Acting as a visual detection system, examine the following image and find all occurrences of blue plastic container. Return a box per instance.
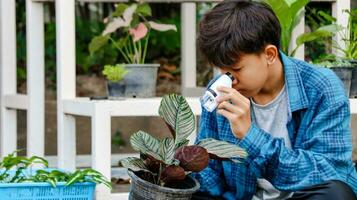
[0,169,96,200]
[0,182,95,200]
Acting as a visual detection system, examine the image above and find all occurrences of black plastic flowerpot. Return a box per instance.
[128,170,200,200]
[107,81,126,99]
[349,61,357,98]
[331,67,353,97]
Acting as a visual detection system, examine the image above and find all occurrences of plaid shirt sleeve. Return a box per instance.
[239,92,352,191]
[191,107,226,196]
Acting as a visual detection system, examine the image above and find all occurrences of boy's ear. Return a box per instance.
[264,45,278,65]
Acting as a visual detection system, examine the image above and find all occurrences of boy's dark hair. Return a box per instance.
[197,0,281,68]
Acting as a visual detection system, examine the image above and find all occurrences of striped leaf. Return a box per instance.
[158,94,196,145]
[160,138,175,164]
[130,131,162,161]
[120,157,150,172]
[175,139,189,150]
[197,138,248,163]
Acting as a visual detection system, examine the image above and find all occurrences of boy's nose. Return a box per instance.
[232,77,238,85]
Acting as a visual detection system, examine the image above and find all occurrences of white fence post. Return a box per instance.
[181,3,197,95]
[56,0,77,171]
[0,0,17,157]
[92,104,111,200]
[26,0,45,158]
[332,0,350,57]
[290,10,305,60]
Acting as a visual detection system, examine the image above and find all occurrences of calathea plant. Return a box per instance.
[120,94,247,187]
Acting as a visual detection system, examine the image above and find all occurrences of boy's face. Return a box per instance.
[219,52,269,98]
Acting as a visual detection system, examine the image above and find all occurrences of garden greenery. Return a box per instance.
[263,0,340,57]
[0,151,112,189]
[89,2,177,64]
[102,64,129,82]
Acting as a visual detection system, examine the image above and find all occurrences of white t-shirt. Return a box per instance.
[251,85,294,200]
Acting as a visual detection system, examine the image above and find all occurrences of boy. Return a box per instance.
[192,1,357,200]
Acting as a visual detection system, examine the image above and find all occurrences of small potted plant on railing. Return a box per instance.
[102,64,129,99]
[89,2,177,98]
[0,150,111,200]
[119,94,248,200]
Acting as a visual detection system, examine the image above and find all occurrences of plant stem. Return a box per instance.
[126,35,133,62]
[142,31,150,64]
[123,40,132,63]
[108,36,131,63]
[157,163,163,185]
[132,36,139,63]
[138,39,142,64]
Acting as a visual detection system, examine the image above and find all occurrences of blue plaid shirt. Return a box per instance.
[193,53,357,200]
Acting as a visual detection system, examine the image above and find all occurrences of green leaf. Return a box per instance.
[89,35,109,56]
[102,64,129,82]
[119,157,148,171]
[263,0,309,55]
[112,3,129,17]
[47,177,57,188]
[136,3,152,17]
[117,37,129,49]
[65,170,83,186]
[28,156,49,168]
[292,24,341,56]
[317,24,343,33]
[160,138,175,164]
[175,139,189,150]
[81,169,103,177]
[197,138,248,163]
[130,131,162,161]
[92,176,112,190]
[318,10,336,23]
[158,94,196,146]
[296,30,332,46]
[130,15,140,28]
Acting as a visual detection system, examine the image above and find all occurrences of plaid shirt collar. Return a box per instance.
[280,52,310,112]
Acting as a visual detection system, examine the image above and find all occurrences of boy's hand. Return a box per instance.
[216,86,251,139]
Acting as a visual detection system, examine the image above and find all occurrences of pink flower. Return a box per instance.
[129,23,148,42]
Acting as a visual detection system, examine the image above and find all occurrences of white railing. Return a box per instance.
[0,0,353,199]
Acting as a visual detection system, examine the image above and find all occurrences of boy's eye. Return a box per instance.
[233,68,241,71]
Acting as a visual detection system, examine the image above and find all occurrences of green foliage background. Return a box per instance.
[16,2,181,90]
[15,1,349,90]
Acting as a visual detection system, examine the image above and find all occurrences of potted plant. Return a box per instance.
[315,60,354,96]
[312,8,357,97]
[89,2,177,98]
[343,8,357,98]
[0,151,111,200]
[102,64,129,99]
[119,94,248,200]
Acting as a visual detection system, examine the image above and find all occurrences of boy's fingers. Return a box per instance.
[217,86,249,105]
[217,101,236,113]
[216,108,235,121]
